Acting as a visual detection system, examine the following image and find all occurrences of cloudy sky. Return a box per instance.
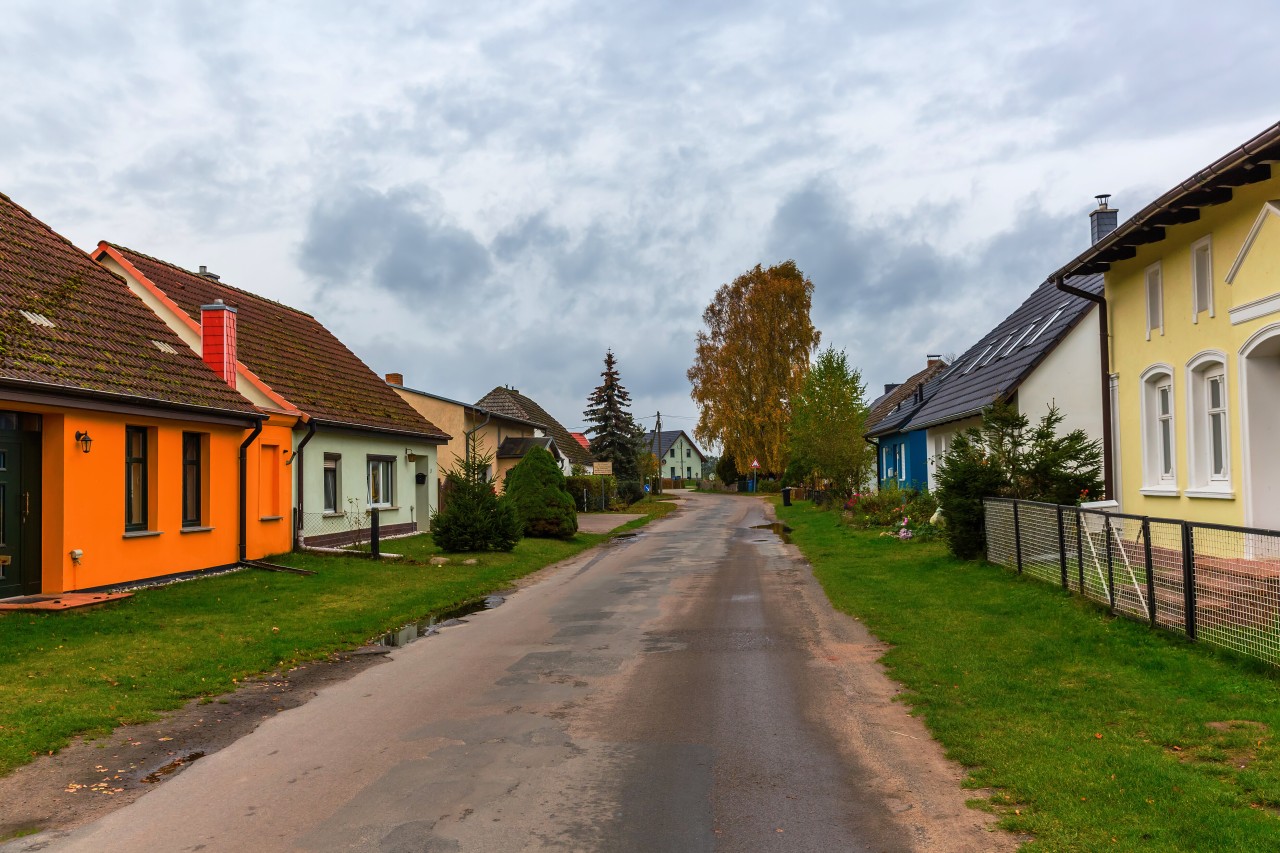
[2,1,1276,439]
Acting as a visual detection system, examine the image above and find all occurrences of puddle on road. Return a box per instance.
[141,751,205,784]
[378,593,508,648]
[750,523,793,544]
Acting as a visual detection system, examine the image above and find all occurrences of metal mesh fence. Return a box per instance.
[1189,523,1280,666]
[984,500,1016,569]
[1017,502,1062,586]
[299,505,370,549]
[984,498,1280,668]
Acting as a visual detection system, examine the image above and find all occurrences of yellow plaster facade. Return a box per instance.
[1108,174,1280,529]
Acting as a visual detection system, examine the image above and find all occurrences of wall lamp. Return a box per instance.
[74,430,93,454]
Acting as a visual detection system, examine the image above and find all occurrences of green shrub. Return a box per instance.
[615,480,644,506]
[566,474,618,511]
[504,446,578,539]
[936,402,1102,560]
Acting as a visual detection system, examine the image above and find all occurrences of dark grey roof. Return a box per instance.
[903,274,1103,431]
[864,360,951,438]
[645,429,706,462]
[496,435,563,460]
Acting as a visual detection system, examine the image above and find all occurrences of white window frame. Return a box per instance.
[323,453,341,514]
[367,456,395,509]
[1139,364,1178,495]
[1146,262,1164,340]
[1185,351,1232,498]
[1191,236,1214,322]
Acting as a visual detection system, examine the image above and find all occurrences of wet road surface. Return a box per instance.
[9,493,1008,852]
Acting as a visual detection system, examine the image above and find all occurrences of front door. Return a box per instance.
[0,414,41,599]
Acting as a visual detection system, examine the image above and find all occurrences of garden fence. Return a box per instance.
[984,498,1280,667]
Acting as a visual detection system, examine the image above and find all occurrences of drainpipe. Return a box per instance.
[1054,276,1114,500]
[290,417,316,550]
[239,418,264,562]
[464,407,492,469]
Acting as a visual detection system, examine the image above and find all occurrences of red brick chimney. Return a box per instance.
[385,372,404,386]
[201,299,238,388]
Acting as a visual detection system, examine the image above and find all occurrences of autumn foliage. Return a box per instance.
[686,261,820,474]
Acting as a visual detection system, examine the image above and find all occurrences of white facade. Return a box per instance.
[1015,309,1105,444]
[660,434,705,481]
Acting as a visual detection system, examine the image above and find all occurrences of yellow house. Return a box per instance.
[385,376,552,491]
[1052,121,1280,530]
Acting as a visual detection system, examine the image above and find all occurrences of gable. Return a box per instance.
[1226,201,1280,308]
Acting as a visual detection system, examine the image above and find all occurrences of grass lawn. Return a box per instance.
[0,499,674,777]
[776,499,1280,852]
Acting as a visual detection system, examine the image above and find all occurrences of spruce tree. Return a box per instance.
[583,349,644,481]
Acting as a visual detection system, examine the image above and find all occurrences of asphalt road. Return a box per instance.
[14,493,1008,852]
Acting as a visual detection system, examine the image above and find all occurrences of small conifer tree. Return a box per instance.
[504,446,578,539]
[430,437,522,552]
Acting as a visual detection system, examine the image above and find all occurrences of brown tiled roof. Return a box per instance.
[0,192,257,416]
[103,244,448,440]
[476,386,593,466]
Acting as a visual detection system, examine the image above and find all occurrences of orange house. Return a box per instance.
[0,191,292,597]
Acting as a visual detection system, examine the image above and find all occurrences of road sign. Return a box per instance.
[594,461,613,476]
[750,459,760,469]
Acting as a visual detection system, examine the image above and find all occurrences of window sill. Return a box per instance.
[366,506,398,512]
[1185,488,1235,500]
[259,515,284,522]
[180,526,215,534]
[122,530,162,539]
[322,511,345,518]
[1139,487,1180,497]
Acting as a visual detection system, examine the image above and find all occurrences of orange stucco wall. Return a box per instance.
[3,400,294,593]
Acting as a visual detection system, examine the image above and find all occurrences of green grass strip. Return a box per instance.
[777,500,1280,852]
[0,499,676,777]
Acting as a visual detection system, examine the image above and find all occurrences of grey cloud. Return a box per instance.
[766,179,1089,396]
[298,184,493,303]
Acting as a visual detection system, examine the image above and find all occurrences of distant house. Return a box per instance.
[475,386,594,474]
[95,244,450,548]
[570,432,590,452]
[1049,120,1280,528]
[387,377,553,491]
[646,429,707,482]
[900,272,1106,492]
[0,191,273,596]
[864,357,950,490]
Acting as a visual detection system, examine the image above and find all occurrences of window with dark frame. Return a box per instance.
[125,426,148,531]
[182,432,202,527]
[323,454,340,513]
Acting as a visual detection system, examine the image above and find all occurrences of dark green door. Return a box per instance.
[0,414,41,599]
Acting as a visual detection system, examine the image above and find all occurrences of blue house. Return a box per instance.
[865,357,950,490]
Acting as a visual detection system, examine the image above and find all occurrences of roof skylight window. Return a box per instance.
[1026,305,1066,347]
[152,340,178,354]
[964,346,992,374]
[19,310,55,328]
[981,336,1012,367]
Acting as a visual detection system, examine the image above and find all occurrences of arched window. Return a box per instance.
[1186,352,1231,496]
[1140,365,1177,494]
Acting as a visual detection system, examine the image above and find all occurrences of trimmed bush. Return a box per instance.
[615,480,644,506]
[504,446,578,539]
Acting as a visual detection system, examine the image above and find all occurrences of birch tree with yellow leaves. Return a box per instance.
[686,260,820,474]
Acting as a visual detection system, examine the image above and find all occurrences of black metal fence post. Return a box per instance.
[1182,522,1197,640]
[1076,508,1084,593]
[1013,501,1023,574]
[1105,514,1115,612]
[370,507,381,559]
[1057,505,1068,589]
[1142,518,1156,626]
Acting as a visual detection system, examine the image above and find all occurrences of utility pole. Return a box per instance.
[655,411,662,496]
